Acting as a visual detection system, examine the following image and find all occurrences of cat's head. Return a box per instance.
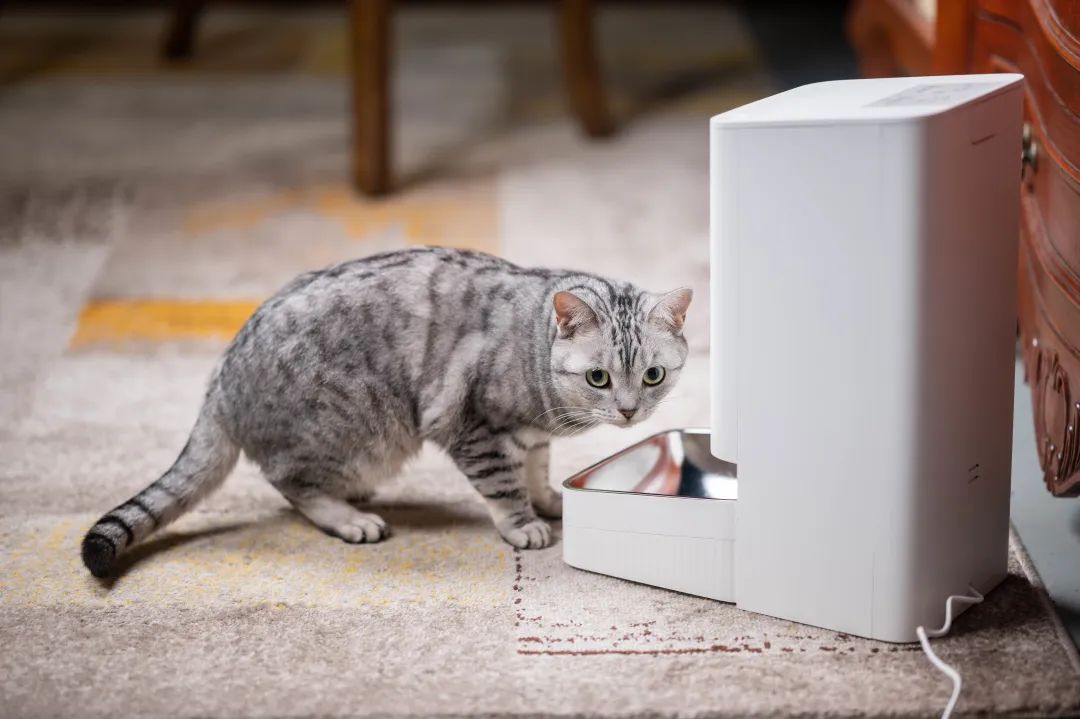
[548,283,692,431]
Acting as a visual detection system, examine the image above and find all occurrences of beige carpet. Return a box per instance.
[2,5,1079,717]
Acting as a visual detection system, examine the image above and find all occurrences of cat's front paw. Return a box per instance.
[499,518,553,549]
[532,490,562,519]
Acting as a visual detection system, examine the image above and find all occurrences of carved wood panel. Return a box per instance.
[974,0,1080,496]
[1031,346,1080,494]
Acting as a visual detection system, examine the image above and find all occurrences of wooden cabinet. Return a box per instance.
[849,0,1080,496]
[973,0,1080,497]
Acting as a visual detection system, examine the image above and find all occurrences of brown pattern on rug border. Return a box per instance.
[510,548,928,657]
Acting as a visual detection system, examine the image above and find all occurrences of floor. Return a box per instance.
[1011,363,1080,650]
[1,4,1079,717]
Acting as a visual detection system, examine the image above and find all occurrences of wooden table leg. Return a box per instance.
[350,0,392,196]
[558,0,615,138]
[162,0,205,60]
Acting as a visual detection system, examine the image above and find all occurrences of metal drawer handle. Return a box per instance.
[1022,122,1038,177]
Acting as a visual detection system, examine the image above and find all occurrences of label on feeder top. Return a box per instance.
[867,82,1002,107]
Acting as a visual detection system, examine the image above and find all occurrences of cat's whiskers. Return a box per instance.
[560,418,601,439]
[547,410,595,423]
[549,414,599,433]
[550,412,599,436]
[550,416,592,432]
[549,407,604,436]
[540,407,599,434]
[531,405,590,424]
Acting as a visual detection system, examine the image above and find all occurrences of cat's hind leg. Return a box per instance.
[269,467,389,543]
[291,494,389,543]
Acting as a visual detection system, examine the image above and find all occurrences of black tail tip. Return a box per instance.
[81,534,117,578]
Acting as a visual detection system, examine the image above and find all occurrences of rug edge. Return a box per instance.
[1009,523,1080,676]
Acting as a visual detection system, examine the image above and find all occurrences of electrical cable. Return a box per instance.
[915,586,985,719]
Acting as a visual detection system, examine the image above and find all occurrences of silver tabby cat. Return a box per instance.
[81,247,692,577]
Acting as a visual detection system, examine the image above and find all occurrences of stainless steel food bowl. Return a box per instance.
[561,429,738,602]
[563,428,737,499]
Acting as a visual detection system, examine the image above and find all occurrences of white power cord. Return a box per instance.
[915,586,985,719]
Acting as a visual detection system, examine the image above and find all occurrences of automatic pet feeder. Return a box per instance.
[562,74,1024,644]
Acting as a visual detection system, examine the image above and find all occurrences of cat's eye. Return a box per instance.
[585,368,611,388]
[643,366,666,386]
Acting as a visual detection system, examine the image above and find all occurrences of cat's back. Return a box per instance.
[281,247,536,302]
[229,247,555,365]
[282,247,568,316]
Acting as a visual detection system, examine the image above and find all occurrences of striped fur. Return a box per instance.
[81,391,239,577]
[80,247,690,575]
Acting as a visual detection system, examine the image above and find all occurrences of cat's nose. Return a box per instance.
[619,409,636,421]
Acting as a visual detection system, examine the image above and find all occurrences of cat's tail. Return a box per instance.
[81,389,239,578]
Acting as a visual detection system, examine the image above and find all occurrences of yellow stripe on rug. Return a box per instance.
[1,512,511,609]
[185,182,499,256]
[70,299,261,348]
[72,180,499,348]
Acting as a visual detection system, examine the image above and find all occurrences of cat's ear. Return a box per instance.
[553,291,600,339]
[647,288,693,334]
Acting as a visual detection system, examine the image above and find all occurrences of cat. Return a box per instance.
[81,247,692,577]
